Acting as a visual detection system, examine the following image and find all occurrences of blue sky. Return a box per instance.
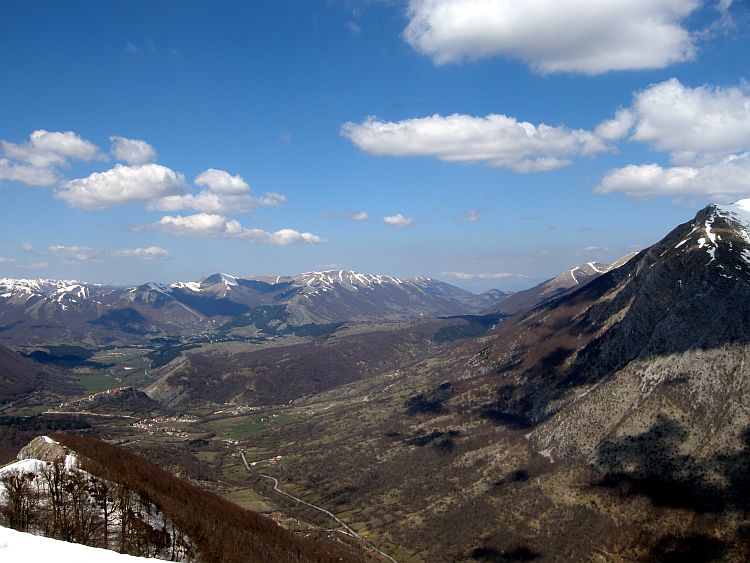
[1,0,749,291]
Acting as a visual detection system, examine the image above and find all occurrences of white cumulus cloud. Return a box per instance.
[149,168,286,215]
[625,78,750,165]
[0,130,102,186]
[152,213,230,237]
[342,114,606,172]
[403,0,700,74]
[595,78,750,199]
[2,130,101,168]
[596,153,750,200]
[383,213,413,227]
[594,108,635,142]
[150,213,324,244]
[195,169,250,195]
[233,227,326,245]
[0,159,58,186]
[110,136,157,165]
[57,163,186,210]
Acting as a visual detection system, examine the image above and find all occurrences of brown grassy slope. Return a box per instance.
[53,433,362,563]
[152,320,457,406]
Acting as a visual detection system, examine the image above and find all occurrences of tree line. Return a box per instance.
[1,434,359,562]
[0,457,189,559]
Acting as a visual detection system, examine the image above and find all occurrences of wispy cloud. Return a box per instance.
[441,271,520,280]
[456,210,482,222]
[49,245,100,263]
[324,210,369,221]
[109,246,170,260]
[48,245,170,263]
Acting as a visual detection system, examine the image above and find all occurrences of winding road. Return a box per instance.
[239,451,397,563]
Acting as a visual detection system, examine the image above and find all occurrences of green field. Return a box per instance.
[203,416,270,439]
[202,412,300,440]
[75,372,121,394]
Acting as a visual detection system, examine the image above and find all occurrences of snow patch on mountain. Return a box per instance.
[0,525,154,562]
[171,281,201,292]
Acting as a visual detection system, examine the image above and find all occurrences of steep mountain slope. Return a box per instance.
[0,344,78,406]
[488,260,626,315]
[469,201,750,467]
[0,345,46,404]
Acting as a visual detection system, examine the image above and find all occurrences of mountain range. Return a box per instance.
[0,270,511,344]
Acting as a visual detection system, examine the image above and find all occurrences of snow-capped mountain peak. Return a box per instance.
[293,270,405,292]
[716,199,750,243]
[0,278,85,297]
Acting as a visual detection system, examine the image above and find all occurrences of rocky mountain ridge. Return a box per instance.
[467,201,750,468]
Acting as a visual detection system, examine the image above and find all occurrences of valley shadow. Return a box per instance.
[404,381,453,415]
[593,417,750,559]
[469,545,540,562]
[592,415,750,513]
[646,533,728,562]
[479,384,534,429]
[594,415,719,513]
[404,429,459,454]
[537,347,575,374]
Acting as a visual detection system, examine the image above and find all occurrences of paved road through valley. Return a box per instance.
[239,450,398,563]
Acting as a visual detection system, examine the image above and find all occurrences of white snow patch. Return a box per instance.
[171,281,201,292]
[0,525,155,562]
[587,262,606,273]
[219,273,238,287]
